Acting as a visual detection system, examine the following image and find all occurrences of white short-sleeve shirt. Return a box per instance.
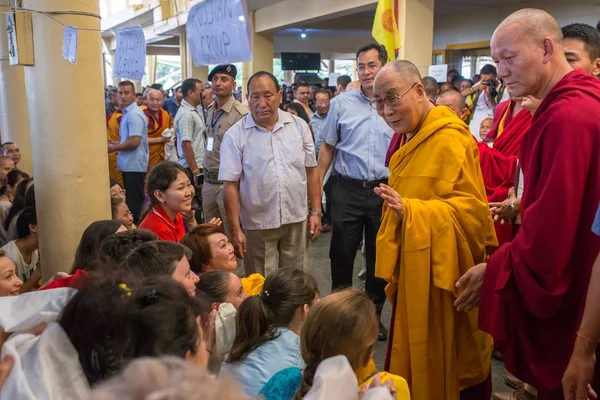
[218,109,317,230]
[1,240,38,282]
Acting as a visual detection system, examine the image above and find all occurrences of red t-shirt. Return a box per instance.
[138,205,186,242]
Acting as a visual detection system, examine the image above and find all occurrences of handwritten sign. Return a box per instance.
[113,26,146,81]
[186,0,252,66]
[428,64,448,83]
[62,26,78,64]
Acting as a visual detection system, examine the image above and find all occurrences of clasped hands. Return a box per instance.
[489,187,520,224]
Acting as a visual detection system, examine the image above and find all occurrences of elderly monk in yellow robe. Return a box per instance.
[373,60,497,400]
[141,89,171,171]
[106,109,123,185]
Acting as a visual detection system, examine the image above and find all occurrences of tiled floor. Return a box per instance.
[305,230,512,397]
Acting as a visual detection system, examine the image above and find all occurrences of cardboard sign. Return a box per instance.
[428,64,448,83]
[113,26,146,81]
[186,0,252,66]
[62,26,78,64]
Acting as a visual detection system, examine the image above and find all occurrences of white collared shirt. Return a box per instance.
[218,109,317,230]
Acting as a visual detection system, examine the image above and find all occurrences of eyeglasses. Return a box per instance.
[357,63,383,73]
[370,82,418,110]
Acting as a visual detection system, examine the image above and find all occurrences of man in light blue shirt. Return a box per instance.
[310,89,333,231]
[317,43,393,340]
[108,80,148,224]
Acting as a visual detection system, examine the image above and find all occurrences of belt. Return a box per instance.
[205,171,222,185]
[339,175,388,188]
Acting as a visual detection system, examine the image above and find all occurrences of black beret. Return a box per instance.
[208,64,237,81]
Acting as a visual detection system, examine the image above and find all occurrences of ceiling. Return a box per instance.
[247,0,286,11]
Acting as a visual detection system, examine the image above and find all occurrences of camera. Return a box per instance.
[487,80,498,98]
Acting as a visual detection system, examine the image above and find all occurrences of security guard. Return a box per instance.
[202,64,248,243]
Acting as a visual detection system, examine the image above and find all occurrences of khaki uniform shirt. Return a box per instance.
[203,95,248,182]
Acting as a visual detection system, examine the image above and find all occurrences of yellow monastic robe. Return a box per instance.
[106,111,123,186]
[376,106,497,400]
[141,106,171,171]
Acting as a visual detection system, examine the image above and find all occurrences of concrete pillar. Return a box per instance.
[328,59,335,75]
[22,0,111,279]
[251,32,273,74]
[396,0,434,76]
[284,70,294,85]
[241,62,251,99]
[352,60,358,81]
[0,2,33,174]
[147,55,157,84]
[181,31,208,82]
[180,32,188,80]
[133,81,143,92]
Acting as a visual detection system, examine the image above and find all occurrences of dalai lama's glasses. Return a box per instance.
[371,82,418,110]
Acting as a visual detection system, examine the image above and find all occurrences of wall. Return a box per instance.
[433,1,600,49]
[274,30,373,57]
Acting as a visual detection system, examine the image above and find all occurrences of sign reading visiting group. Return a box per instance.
[186,0,252,66]
[113,26,146,81]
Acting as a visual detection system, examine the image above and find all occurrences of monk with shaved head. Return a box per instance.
[142,89,171,171]
[374,60,496,400]
[455,9,600,400]
[436,89,469,121]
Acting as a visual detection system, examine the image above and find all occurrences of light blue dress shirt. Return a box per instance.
[219,328,305,396]
[593,203,600,236]
[321,89,393,181]
[117,102,148,173]
[310,111,328,157]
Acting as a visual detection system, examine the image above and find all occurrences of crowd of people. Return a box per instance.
[0,8,598,400]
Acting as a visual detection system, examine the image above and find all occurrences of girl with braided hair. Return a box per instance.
[220,267,319,396]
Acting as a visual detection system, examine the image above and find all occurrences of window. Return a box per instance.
[460,56,472,80]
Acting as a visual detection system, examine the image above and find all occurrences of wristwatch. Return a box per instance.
[309,211,323,218]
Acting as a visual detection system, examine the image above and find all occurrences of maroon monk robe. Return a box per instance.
[478,100,532,245]
[478,69,600,399]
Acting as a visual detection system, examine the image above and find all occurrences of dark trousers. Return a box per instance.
[323,175,335,225]
[183,167,204,222]
[330,176,387,314]
[122,171,146,225]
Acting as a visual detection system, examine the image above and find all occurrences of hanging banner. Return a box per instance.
[113,25,146,81]
[428,64,448,83]
[62,26,78,64]
[186,0,252,66]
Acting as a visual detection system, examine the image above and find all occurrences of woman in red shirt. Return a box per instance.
[139,162,197,242]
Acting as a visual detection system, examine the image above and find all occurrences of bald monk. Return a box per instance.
[141,89,171,171]
[374,60,497,400]
[562,23,600,76]
[421,76,440,101]
[455,9,600,400]
[106,109,123,185]
[436,89,470,121]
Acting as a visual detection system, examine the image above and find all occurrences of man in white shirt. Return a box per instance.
[219,71,322,277]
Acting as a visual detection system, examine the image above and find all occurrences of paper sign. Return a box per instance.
[328,73,340,83]
[186,0,252,66]
[428,64,448,83]
[62,26,78,64]
[113,25,146,81]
